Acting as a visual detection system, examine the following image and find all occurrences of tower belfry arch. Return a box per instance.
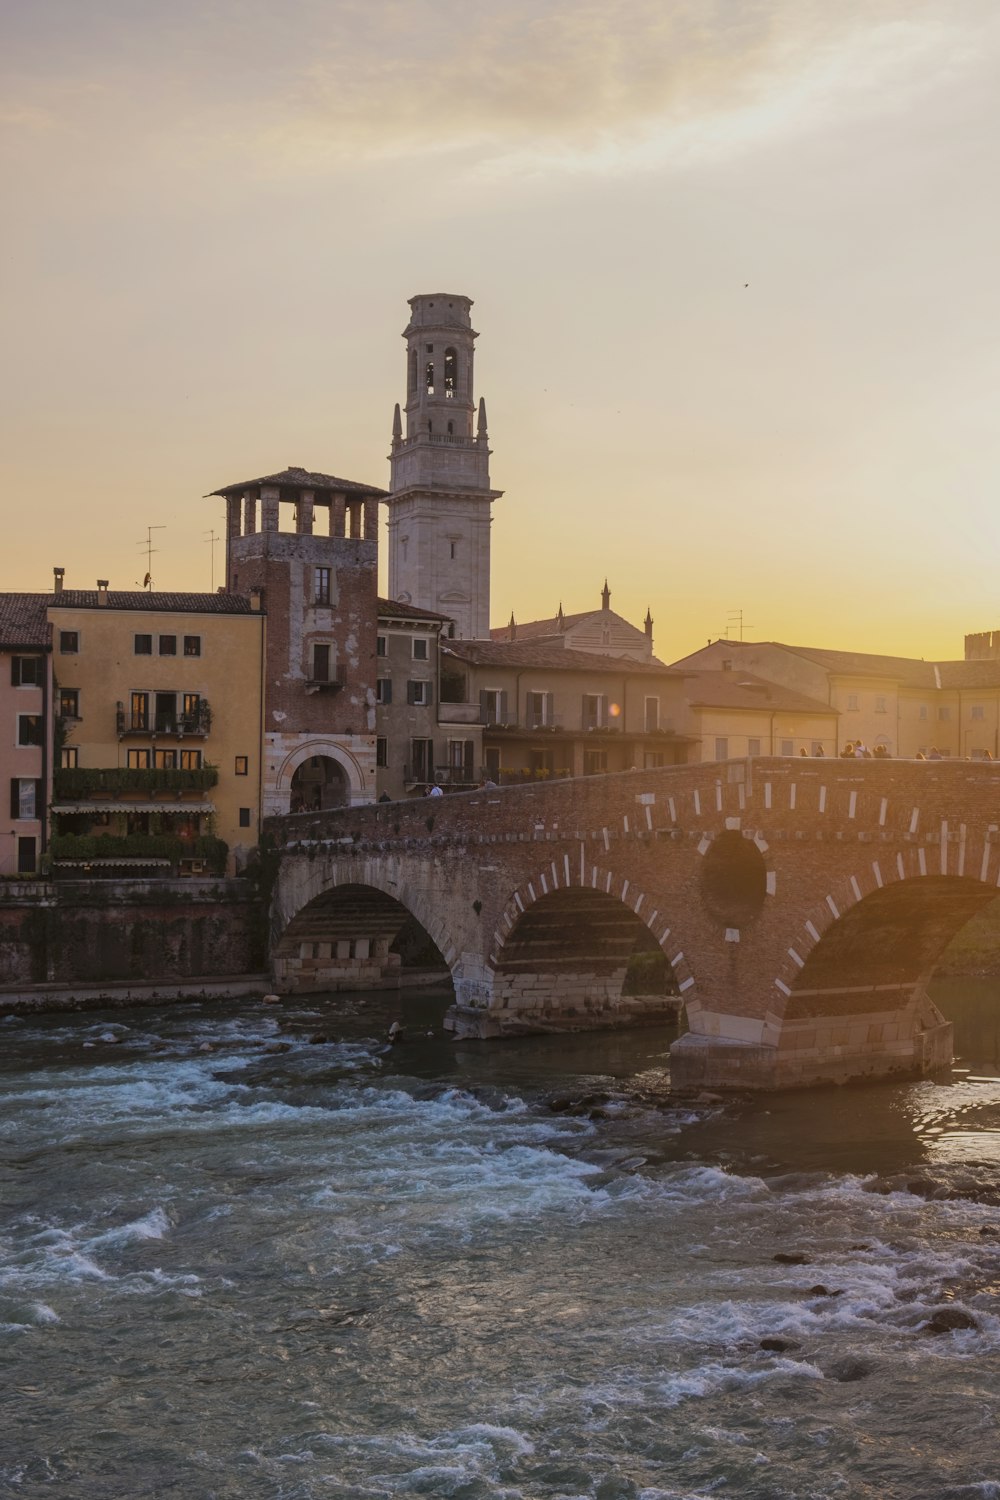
[387,293,502,641]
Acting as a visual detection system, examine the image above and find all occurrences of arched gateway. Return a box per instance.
[268,758,1000,1089]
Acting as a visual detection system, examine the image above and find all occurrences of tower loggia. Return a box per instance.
[386,293,501,640]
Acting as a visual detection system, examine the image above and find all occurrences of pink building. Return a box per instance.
[1,595,52,877]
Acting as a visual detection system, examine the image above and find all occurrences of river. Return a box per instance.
[2,979,1000,1499]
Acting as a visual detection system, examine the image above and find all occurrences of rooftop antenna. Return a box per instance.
[725,609,755,641]
[204,529,220,590]
[136,525,165,590]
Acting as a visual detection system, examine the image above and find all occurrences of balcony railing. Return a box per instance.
[116,701,212,737]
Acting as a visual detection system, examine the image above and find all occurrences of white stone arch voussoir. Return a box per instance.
[275,739,367,799]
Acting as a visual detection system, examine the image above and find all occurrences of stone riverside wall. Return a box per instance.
[269,759,1000,1088]
[0,879,266,991]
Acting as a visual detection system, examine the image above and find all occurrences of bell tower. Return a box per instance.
[386,293,501,640]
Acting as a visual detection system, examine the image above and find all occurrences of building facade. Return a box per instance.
[211,466,385,815]
[492,585,657,663]
[374,599,469,798]
[0,594,52,878]
[386,294,501,640]
[47,579,265,876]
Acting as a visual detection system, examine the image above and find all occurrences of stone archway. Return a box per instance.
[272,882,452,995]
[290,755,349,813]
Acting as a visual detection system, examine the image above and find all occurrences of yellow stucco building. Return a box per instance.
[47,579,265,876]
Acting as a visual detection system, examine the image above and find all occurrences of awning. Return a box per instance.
[51,802,216,815]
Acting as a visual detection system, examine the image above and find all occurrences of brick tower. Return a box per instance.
[386,294,502,640]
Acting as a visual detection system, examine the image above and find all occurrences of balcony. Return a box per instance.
[116,700,212,738]
[305,665,347,696]
[438,703,484,726]
[50,832,228,876]
[55,765,219,798]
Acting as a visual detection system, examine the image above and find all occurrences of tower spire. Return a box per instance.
[601,580,611,611]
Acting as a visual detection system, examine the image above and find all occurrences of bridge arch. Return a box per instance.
[270,860,461,997]
[486,857,694,1030]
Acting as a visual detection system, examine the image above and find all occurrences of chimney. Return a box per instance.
[97,580,109,607]
[53,567,65,595]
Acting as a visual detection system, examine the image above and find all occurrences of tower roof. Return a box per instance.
[208,466,386,499]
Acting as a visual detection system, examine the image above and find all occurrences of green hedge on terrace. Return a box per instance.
[54,765,219,798]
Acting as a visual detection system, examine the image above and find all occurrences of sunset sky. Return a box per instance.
[3,0,999,662]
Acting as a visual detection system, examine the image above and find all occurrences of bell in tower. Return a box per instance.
[386,293,502,641]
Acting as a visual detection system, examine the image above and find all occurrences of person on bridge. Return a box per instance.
[425,783,444,797]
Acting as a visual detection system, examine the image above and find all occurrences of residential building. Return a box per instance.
[679,668,838,760]
[0,594,52,877]
[210,465,385,814]
[440,640,694,782]
[673,639,1000,759]
[386,293,502,639]
[47,577,265,876]
[375,598,467,798]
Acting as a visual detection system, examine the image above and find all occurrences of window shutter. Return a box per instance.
[383,678,392,705]
[10,658,20,687]
[545,692,554,726]
[34,779,44,820]
[599,694,607,727]
[425,681,433,706]
[582,692,589,727]
[480,688,489,723]
[407,680,416,705]
[499,690,508,724]
[9,779,19,819]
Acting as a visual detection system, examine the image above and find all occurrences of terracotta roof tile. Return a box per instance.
[0,594,50,649]
[51,591,255,614]
[681,669,838,716]
[209,466,386,498]
[444,641,681,676]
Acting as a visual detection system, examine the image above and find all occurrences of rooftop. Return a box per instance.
[444,640,681,676]
[50,591,258,614]
[681,668,838,716]
[209,466,387,499]
[0,594,50,650]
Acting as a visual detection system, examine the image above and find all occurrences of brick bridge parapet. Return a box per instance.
[266,758,1000,1089]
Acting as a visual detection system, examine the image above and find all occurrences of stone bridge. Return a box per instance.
[265,758,1000,1089]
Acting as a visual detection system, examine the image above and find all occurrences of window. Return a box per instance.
[59,631,78,654]
[875,696,887,713]
[239,807,251,828]
[314,567,331,605]
[715,737,729,760]
[61,747,78,769]
[17,837,37,875]
[527,691,554,729]
[159,634,177,655]
[449,540,457,559]
[939,706,951,721]
[412,637,429,661]
[376,635,387,657]
[408,680,431,707]
[644,696,659,733]
[972,705,985,720]
[235,756,248,776]
[312,643,330,682]
[17,715,42,747]
[376,737,388,767]
[644,751,666,769]
[444,346,457,398]
[748,738,761,757]
[781,739,794,756]
[180,750,202,770]
[811,741,825,756]
[919,705,928,720]
[583,693,607,730]
[11,656,43,686]
[128,690,149,730]
[127,749,151,769]
[58,688,79,719]
[584,749,608,775]
[10,778,41,819]
[134,634,152,655]
[376,678,392,705]
[184,635,201,657]
[846,694,859,711]
[409,738,433,781]
[153,749,176,769]
[448,739,474,779]
[480,688,508,725]
[154,692,177,732]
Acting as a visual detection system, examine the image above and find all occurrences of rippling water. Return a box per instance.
[3,982,1000,1499]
